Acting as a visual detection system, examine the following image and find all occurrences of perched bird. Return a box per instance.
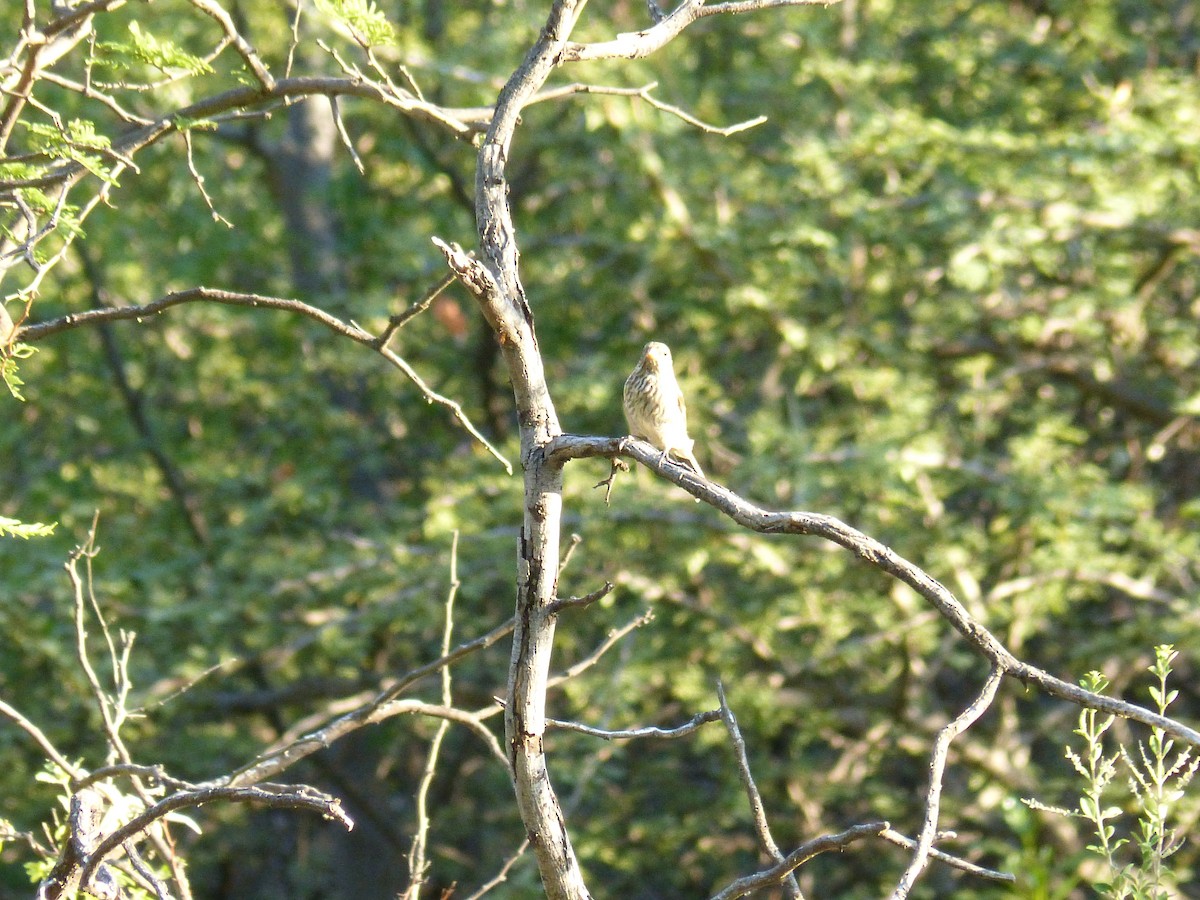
[623,341,705,481]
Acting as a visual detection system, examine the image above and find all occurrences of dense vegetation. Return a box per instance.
[3,0,1198,897]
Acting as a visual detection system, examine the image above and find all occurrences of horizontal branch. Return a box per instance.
[79,782,351,888]
[545,580,614,615]
[879,829,1014,884]
[546,433,1200,749]
[16,286,512,473]
[546,708,721,740]
[559,0,839,63]
[709,821,889,900]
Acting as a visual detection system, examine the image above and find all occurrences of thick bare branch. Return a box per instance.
[546,433,1200,749]
[464,2,594,897]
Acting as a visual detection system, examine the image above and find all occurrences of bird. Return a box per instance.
[623,341,705,482]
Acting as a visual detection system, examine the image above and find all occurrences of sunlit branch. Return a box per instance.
[890,666,1005,898]
[16,287,512,473]
[547,708,721,740]
[560,0,841,63]
[546,433,1200,749]
[717,682,802,899]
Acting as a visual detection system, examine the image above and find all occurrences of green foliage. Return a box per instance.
[0,516,56,538]
[22,119,117,184]
[1,342,37,400]
[1027,649,1200,899]
[2,0,1199,896]
[316,0,398,47]
[95,21,216,77]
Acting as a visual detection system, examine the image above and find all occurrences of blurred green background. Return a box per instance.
[2,0,1199,896]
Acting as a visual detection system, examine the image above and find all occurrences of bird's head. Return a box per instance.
[640,341,672,373]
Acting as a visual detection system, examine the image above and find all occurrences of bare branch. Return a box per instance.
[377,270,458,348]
[547,610,654,689]
[717,682,801,899]
[403,533,462,900]
[72,764,185,792]
[0,698,82,779]
[879,829,1015,884]
[180,128,233,226]
[560,0,840,63]
[889,666,1005,898]
[545,581,614,616]
[230,616,516,786]
[16,286,512,473]
[361,699,509,767]
[184,0,275,91]
[521,81,767,135]
[546,433,1200,749]
[547,708,721,741]
[328,95,365,174]
[709,821,890,900]
[463,839,531,900]
[79,783,352,889]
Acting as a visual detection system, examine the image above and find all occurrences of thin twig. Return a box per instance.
[546,708,721,741]
[463,839,531,899]
[879,829,1014,883]
[545,581,614,616]
[181,128,233,226]
[67,517,132,765]
[404,532,461,899]
[557,532,583,578]
[230,613,516,787]
[328,95,365,173]
[0,698,82,779]
[717,682,802,899]
[375,270,458,348]
[16,287,511,472]
[890,666,1005,898]
[709,822,890,900]
[184,0,275,90]
[546,610,654,689]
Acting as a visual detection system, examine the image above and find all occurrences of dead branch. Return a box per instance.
[546,433,1200,749]
[15,286,511,473]
[890,667,1006,898]
[717,683,802,899]
[546,709,722,740]
[709,821,890,900]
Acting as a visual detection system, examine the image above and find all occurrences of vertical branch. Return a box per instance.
[889,666,1004,899]
[64,519,195,900]
[463,2,593,898]
[717,683,803,900]
[403,532,461,899]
